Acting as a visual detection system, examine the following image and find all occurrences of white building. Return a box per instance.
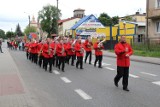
[58,17,80,36]
[58,8,85,36]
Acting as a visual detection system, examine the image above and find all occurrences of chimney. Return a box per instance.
[136,12,139,15]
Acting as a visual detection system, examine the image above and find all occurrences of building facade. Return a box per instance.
[148,0,160,43]
[58,8,85,36]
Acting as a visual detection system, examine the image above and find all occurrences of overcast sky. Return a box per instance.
[0,0,146,32]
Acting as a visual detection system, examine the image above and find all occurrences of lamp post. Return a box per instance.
[146,0,149,46]
[57,0,59,36]
[24,12,31,29]
[123,21,126,36]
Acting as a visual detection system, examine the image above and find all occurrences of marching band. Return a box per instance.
[8,35,106,73]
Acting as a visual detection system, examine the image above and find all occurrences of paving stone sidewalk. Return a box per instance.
[0,48,40,107]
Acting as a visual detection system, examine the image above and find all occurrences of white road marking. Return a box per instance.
[53,70,60,75]
[61,77,72,83]
[152,81,160,86]
[102,63,111,66]
[141,72,157,77]
[75,89,92,100]
[105,67,115,71]
[129,74,139,78]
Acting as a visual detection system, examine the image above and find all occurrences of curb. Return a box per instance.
[102,54,160,65]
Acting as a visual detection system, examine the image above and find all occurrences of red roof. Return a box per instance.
[58,17,78,24]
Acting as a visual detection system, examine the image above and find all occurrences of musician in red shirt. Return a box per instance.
[114,36,133,91]
[84,37,93,64]
[42,38,54,73]
[93,39,104,68]
[75,37,84,69]
[66,38,75,66]
[56,39,67,72]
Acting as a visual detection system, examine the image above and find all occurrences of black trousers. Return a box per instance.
[94,55,102,67]
[52,55,55,66]
[76,56,83,69]
[58,56,65,71]
[55,55,59,67]
[0,46,3,53]
[67,55,75,65]
[32,53,38,64]
[114,66,129,89]
[38,55,44,68]
[85,51,92,63]
[26,52,29,59]
[44,57,53,72]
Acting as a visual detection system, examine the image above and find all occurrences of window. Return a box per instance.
[156,21,160,33]
[156,0,160,8]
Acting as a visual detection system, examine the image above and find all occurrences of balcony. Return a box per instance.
[148,8,160,19]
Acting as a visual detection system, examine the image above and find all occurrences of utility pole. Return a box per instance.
[146,0,149,49]
[57,0,59,36]
[28,15,30,28]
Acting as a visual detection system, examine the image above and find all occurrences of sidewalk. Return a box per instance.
[101,50,160,65]
[0,48,40,107]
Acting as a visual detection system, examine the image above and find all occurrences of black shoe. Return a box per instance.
[49,70,52,73]
[123,88,130,92]
[98,66,103,68]
[89,63,91,65]
[62,70,65,72]
[71,64,74,66]
[114,80,118,87]
[80,68,83,69]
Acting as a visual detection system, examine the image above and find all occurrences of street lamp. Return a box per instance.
[24,12,30,28]
[56,0,59,36]
[123,21,126,36]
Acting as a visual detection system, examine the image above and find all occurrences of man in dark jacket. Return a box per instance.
[114,36,133,91]
[0,39,3,53]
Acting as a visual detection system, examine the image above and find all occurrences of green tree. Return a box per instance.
[15,24,23,36]
[98,13,111,26]
[0,29,6,39]
[124,16,133,21]
[24,26,37,36]
[6,31,15,38]
[112,16,119,25]
[38,4,61,37]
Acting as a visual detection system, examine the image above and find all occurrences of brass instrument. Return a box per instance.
[61,43,65,54]
[71,40,76,52]
[48,42,51,55]
[98,38,106,49]
[38,44,44,57]
[80,42,84,54]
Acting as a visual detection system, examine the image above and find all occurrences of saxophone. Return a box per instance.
[98,38,106,50]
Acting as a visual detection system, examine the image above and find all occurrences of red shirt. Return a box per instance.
[93,42,104,56]
[84,40,92,52]
[42,43,54,58]
[56,43,67,57]
[114,42,133,67]
[67,42,75,55]
[75,42,84,57]
[30,42,38,54]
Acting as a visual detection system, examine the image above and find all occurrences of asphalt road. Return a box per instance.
[6,42,160,107]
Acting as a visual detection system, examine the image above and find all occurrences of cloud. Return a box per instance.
[0,0,146,32]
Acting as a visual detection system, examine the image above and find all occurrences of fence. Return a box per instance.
[131,37,160,51]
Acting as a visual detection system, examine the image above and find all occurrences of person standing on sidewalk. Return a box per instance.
[114,36,133,92]
[0,39,3,53]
